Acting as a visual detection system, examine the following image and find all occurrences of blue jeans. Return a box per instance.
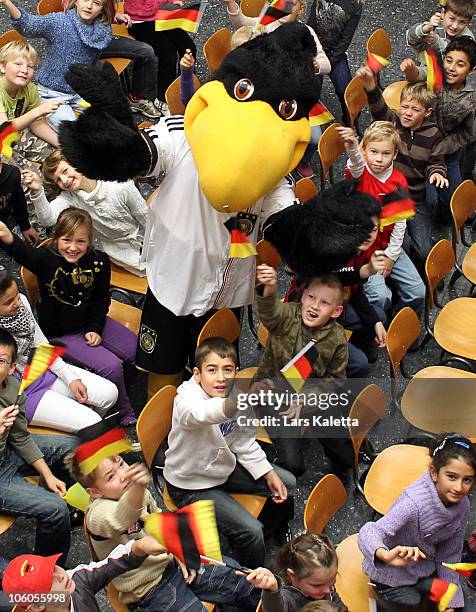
[166,463,296,569]
[130,558,260,612]
[0,557,9,612]
[427,152,462,224]
[301,124,324,164]
[317,54,352,124]
[0,434,77,566]
[364,250,425,318]
[404,198,435,277]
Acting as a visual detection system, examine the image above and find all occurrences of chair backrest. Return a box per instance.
[197,308,241,346]
[257,322,268,348]
[425,239,455,309]
[348,384,387,468]
[344,77,367,130]
[303,474,348,533]
[0,29,25,47]
[382,80,407,111]
[450,179,476,244]
[203,28,232,74]
[318,122,344,188]
[367,28,392,59]
[295,177,318,203]
[256,239,281,269]
[37,0,62,14]
[386,307,420,379]
[165,74,201,116]
[136,385,177,468]
[240,0,266,17]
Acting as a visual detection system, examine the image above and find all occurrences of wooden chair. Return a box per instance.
[197,308,240,346]
[336,533,376,612]
[135,386,266,518]
[0,29,25,47]
[317,122,344,189]
[366,28,392,88]
[343,77,367,130]
[110,262,148,304]
[203,28,232,74]
[37,0,61,14]
[382,80,407,111]
[449,179,476,288]
[425,240,476,369]
[294,177,318,203]
[364,444,430,515]
[240,0,266,17]
[165,74,201,116]
[303,474,347,534]
[347,384,387,494]
[256,239,281,270]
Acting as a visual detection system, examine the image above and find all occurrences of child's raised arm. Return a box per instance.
[0,0,20,20]
[256,264,278,297]
[0,221,14,246]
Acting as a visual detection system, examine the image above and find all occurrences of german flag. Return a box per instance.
[75,418,132,475]
[258,0,294,27]
[18,343,65,396]
[427,578,458,611]
[145,500,222,571]
[379,187,415,229]
[308,102,334,127]
[0,122,20,159]
[281,340,318,393]
[155,0,204,33]
[367,51,389,74]
[442,561,476,577]
[225,217,257,259]
[422,49,444,93]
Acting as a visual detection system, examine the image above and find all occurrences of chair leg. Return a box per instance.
[247,304,258,341]
[440,355,476,372]
[449,268,463,288]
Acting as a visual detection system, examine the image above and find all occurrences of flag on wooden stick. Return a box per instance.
[0,122,21,159]
[257,0,294,27]
[225,217,257,259]
[18,343,65,396]
[422,49,444,93]
[367,51,389,74]
[155,0,206,32]
[309,102,334,127]
[281,340,318,392]
[379,187,415,229]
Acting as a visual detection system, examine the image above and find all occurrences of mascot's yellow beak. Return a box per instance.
[184,81,310,213]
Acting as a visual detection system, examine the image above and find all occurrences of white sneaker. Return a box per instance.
[154,99,170,116]
[129,97,162,119]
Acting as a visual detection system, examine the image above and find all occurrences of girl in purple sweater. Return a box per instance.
[359,434,476,610]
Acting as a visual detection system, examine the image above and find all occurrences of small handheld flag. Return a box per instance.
[155,0,206,33]
[428,578,458,611]
[257,0,294,27]
[379,187,415,229]
[442,560,476,577]
[422,49,444,93]
[14,343,65,407]
[308,102,334,127]
[145,500,222,571]
[367,51,389,74]
[63,482,90,512]
[280,339,318,393]
[225,217,257,259]
[0,122,21,159]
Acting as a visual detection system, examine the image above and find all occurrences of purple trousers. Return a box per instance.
[52,317,137,420]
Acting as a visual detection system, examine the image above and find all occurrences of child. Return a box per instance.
[401,36,476,222]
[1,537,171,612]
[0,0,114,132]
[0,159,38,245]
[164,337,296,569]
[0,329,76,566]
[242,532,348,610]
[338,122,426,320]
[300,602,347,611]
[69,454,261,610]
[0,208,137,426]
[22,149,148,276]
[0,270,118,432]
[359,433,476,608]
[406,0,474,80]
[355,67,448,274]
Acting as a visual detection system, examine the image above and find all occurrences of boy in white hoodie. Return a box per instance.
[163,337,296,569]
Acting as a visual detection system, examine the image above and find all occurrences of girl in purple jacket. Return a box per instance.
[359,434,476,609]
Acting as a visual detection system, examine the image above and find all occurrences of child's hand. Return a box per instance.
[279,397,303,420]
[422,10,444,33]
[44,473,67,497]
[69,379,88,403]
[356,66,376,91]
[131,535,168,557]
[256,264,277,287]
[178,560,197,585]
[124,463,150,488]
[180,49,195,70]
[374,322,387,348]
[22,227,39,246]
[237,567,278,592]
[377,545,427,566]
[429,172,449,189]
[84,332,102,347]
[381,255,394,277]
[21,169,43,194]
[424,31,438,45]
[0,405,19,437]
[114,12,132,26]
[0,221,14,245]
[249,378,274,395]
[37,98,63,117]
[264,469,287,503]
[336,126,359,150]
[400,58,419,81]
[367,250,386,276]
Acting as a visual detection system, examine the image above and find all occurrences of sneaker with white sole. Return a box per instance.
[154,99,170,116]
[129,96,162,119]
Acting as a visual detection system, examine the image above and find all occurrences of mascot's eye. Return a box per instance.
[234,79,254,101]
[278,100,298,120]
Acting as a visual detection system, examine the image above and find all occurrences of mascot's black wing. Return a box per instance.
[58,62,150,181]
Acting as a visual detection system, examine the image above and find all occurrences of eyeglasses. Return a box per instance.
[0,359,12,368]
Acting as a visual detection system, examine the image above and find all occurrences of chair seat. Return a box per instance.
[401,366,476,437]
[462,243,476,284]
[434,297,476,360]
[99,57,131,75]
[336,533,375,612]
[163,485,266,518]
[382,80,407,111]
[0,515,16,535]
[364,445,430,515]
[108,300,141,335]
[110,263,148,296]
